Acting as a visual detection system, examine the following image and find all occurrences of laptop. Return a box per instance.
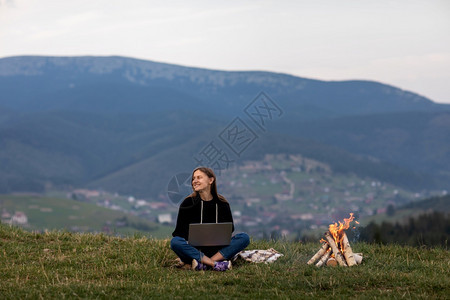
[188,222,233,246]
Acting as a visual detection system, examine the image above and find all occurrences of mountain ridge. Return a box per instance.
[1,55,447,118]
[1,55,449,197]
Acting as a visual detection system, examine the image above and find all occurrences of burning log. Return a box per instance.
[326,257,337,267]
[307,242,329,265]
[342,232,357,266]
[324,231,348,267]
[315,249,331,267]
[307,213,362,267]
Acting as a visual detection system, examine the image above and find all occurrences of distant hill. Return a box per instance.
[1,56,447,119]
[276,111,450,181]
[401,194,450,213]
[357,195,450,247]
[91,131,418,198]
[0,109,441,197]
[0,110,221,194]
[361,194,450,226]
[1,55,449,197]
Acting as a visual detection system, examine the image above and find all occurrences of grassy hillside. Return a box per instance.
[360,195,450,226]
[1,108,447,197]
[0,224,448,299]
[355,195,450,247]
[0,110,224,196]
[282,111,450,187]
[0,195,172,238]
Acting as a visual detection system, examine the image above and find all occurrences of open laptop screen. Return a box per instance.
[188,223,233,246]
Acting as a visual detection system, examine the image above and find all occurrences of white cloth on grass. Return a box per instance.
[234,248,283,264]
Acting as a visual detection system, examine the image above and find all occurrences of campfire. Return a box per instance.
[307,213,363,267]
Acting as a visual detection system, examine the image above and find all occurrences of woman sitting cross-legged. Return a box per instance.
[170,167,250,271]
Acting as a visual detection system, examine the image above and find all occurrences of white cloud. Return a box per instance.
[0,0,15,7]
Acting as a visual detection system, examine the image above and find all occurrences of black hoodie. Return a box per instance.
[172,194,235,257]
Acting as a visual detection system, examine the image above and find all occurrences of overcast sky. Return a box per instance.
[1,0,449,103]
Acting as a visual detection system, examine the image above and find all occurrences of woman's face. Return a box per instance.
[192,170,214,193]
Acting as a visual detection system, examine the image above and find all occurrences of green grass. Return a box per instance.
[0,224,448,299]
[0,195,172,238]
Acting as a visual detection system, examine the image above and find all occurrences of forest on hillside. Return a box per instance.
[358,211,449,247]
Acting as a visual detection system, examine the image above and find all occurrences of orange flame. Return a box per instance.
[328,213,355,248]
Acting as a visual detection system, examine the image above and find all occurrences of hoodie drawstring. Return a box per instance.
[200,201,218,224]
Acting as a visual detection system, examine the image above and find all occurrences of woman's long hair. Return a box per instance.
[189,167,228,203]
